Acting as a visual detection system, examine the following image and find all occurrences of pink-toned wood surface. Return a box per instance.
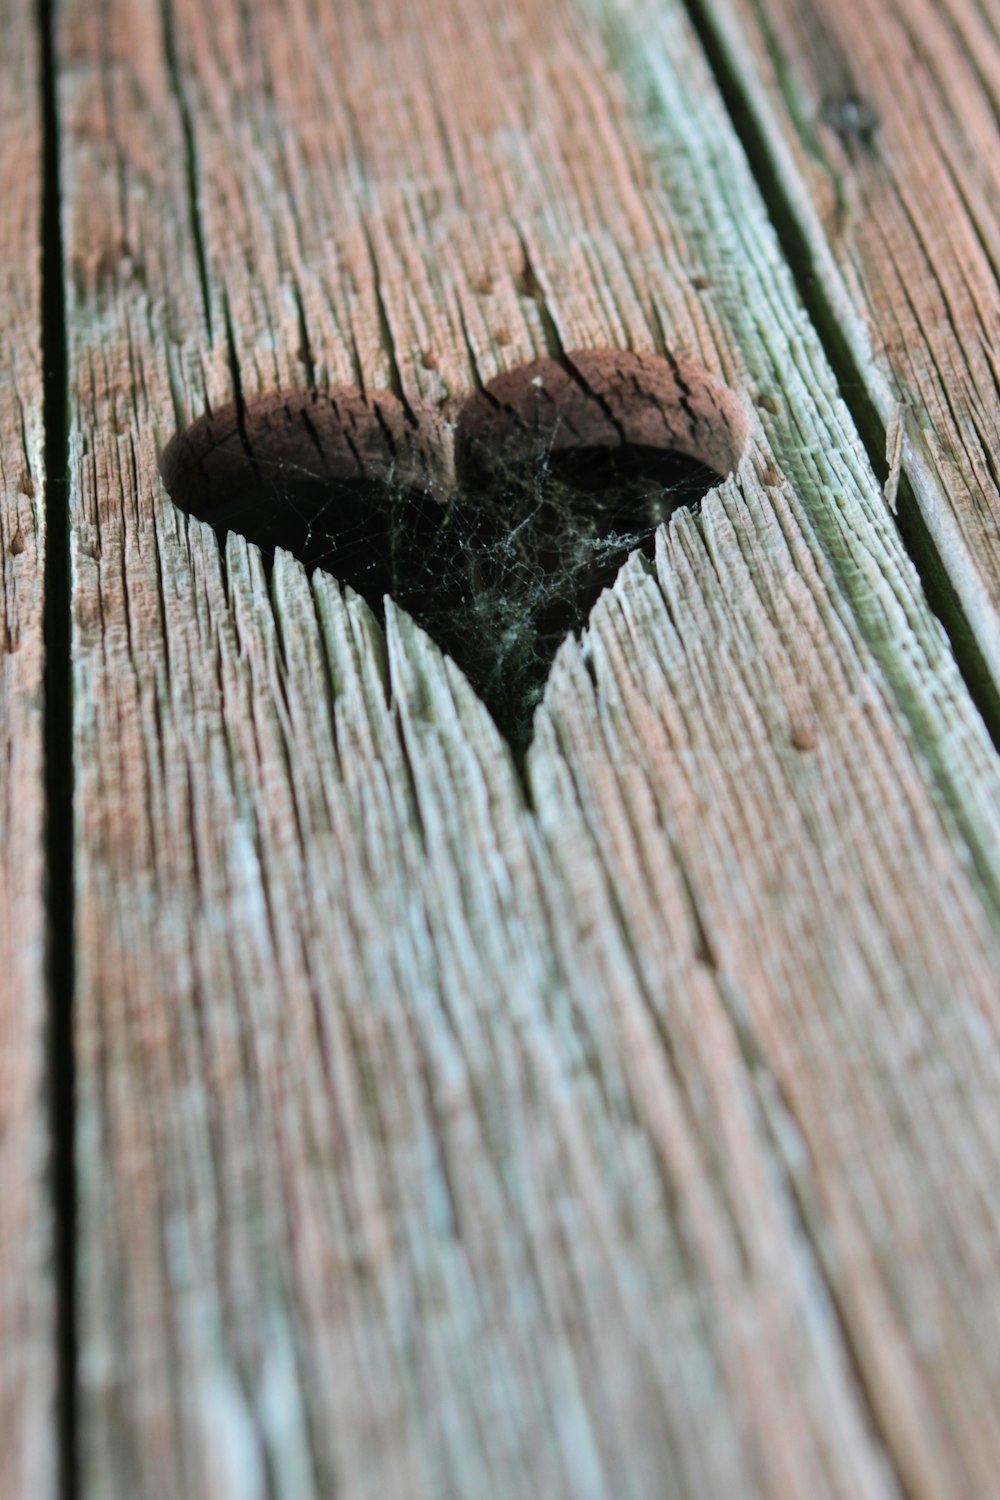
[0,0,980,1493]
[11,0,1000,1493]
[0,1,55,1494]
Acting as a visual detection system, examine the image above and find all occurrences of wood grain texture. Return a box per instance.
[0,1,55,1494]
[694,0,1000,699]
[59,0,1000,1495]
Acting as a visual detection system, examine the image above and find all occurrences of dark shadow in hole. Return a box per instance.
[165,441,718,751]
[428,442,720,749]
[161,368,742,749]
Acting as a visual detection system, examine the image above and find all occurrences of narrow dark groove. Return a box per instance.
[39,0,76,1495]
[674,4,956,1494]
[680,0,1000,752]
[159,0,212,336]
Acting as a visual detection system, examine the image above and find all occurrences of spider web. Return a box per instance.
[196,434,718,750]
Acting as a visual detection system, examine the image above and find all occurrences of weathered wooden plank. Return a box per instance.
[692,0,1000,700]
[0,1,55,1494]
[60,0,1000,1496]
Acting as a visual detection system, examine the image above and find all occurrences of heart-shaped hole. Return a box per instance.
[161,352,749,749]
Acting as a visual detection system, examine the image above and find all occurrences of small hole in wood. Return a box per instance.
[161,353,748,749]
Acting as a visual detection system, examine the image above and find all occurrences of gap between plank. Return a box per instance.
[679,0,1000,751]
[39,0,76,1493]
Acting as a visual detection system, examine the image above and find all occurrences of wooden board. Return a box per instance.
[693,0,1000,702]
[0,1,56,1494]
[58,0,1000,1495]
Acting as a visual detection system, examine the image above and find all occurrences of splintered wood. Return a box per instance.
[696,0,1000,696]
[0,1,54,1494]
[16,0,1000,1494]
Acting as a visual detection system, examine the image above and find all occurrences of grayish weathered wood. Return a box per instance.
[58,0,1000,1495]
[0,1,55,1494]
[696,0,1000,701]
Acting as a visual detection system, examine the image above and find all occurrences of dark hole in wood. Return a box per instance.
[162,355,747,749]
[163,428,720,749]
[393,442,719,748]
